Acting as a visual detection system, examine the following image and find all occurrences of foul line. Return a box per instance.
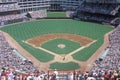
[38,47,61,56]
[67,40,96,56]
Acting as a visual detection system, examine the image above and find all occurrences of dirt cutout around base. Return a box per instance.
[26,34,93,47]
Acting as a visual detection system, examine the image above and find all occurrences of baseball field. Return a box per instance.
[0,18,113,71]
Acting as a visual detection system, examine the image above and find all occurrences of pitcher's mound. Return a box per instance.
[57,44,66,49]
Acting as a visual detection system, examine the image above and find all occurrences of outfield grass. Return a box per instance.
[47,12,66,17]
[41,38,81,54]
[50,62,80,70]
[0,19,113,64]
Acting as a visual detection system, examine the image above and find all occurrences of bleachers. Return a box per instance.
[73,2,120,26]
[0,9,48,26]
[28,10,47,19]
[0,14,29,26]
[111,18,120,26]
[77,2,119,15]
[0,32,38,73]
[0,2,20,12]
[0,31,47,80]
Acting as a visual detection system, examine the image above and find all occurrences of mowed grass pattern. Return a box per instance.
[41,38,81,54]
[47,12,66,17]
[50,62,80,70]
[0,19,113,63]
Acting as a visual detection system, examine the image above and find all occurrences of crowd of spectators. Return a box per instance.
[0,2,30,26]
[28,10,47,19]
[111,18,120,26]
[76,12,115,24]
[0,14,29,26]
[73,2,120,26]
[0,10,47,26]
[0,3,20,12]
[77,2,119,15]
[0,2,47,26]
[0,32,47,80]
[0,14,27,22]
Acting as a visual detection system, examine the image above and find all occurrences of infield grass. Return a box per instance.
[41,38,81,54]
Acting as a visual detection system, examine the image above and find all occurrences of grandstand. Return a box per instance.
[0,0,120,80]
[72,1,120,26]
